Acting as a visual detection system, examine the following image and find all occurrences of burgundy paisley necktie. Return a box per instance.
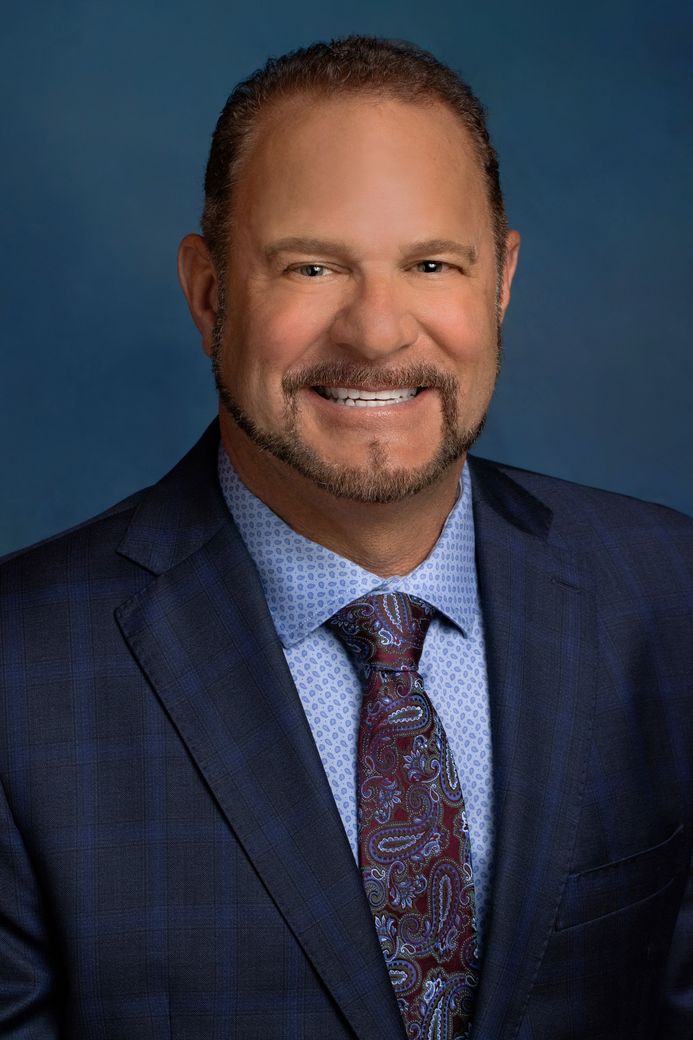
[328,591,479,1040]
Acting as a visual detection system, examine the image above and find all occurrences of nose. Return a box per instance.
[328,274,418,360]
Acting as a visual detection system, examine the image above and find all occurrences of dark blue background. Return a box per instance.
[2,0,691,555]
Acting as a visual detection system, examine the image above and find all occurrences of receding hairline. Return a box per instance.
[223,86,491,227]
[234,84,484,157]
[201,37,509,279]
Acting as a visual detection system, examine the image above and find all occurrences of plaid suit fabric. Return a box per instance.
[1,421,692,1039]
[0,443,395,1040]
[467,458,693,1039]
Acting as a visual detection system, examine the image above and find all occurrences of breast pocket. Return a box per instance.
[555,824,687,931]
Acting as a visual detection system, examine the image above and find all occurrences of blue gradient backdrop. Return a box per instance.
[1,1,691,555]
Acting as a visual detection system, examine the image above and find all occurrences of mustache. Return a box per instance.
[282,361,458,395]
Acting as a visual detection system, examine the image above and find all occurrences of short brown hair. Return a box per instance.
[202,35,508,271]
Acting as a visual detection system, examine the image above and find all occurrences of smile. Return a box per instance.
[314,387,422,407]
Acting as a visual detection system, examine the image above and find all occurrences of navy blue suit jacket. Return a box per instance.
[1,420,692,1039]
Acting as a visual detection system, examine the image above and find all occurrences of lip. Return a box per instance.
[316,386,421,394]
[303,385,433,419]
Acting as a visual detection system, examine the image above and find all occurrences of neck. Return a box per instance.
[219,417,465,577]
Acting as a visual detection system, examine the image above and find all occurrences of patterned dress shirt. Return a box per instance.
[217,446,495,944]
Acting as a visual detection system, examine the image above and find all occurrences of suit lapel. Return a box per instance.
[114,423,405,1040]
[467,457,597,1039]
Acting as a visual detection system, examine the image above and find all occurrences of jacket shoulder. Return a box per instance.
[0,487,149,594]
[471,454,693,531]
[468,454,693,579]
[0,420,223,599]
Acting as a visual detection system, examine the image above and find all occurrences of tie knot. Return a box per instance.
[327,592,435,672]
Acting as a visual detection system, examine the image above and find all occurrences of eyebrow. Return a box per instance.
[404,239,479,266]
[264,238,350,263]
[264,236,479,266]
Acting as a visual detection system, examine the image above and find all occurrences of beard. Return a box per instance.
[211,305,501,505]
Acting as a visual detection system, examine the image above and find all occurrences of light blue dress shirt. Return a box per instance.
[218,446,495,944]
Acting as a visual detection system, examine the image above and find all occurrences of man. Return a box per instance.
[0,35,691,1040]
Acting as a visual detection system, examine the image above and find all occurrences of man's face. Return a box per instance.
[211,94,517,503]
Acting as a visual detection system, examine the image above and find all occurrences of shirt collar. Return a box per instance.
[217,445,479,648]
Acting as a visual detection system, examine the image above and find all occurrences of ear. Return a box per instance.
[177,234,220,357]
[498,229,521,321]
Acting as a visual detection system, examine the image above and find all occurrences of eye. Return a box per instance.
[414,260,452,274]
[294,264,329,278]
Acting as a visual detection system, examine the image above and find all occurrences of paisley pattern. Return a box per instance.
[328,592,479,1039]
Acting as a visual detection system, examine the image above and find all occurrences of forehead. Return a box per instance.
[230,93,492,248]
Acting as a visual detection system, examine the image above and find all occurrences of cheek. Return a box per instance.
[241,294,334,375]
[420,297,495,368]
[220,293,335,427]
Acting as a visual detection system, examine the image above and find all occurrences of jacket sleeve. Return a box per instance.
[0,774,63,1037]
[659,846,693,1037]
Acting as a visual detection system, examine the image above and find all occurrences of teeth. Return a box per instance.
[318,387,420,406]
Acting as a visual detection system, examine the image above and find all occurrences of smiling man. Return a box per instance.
[178,85,517,575]
[1,36,692,1040]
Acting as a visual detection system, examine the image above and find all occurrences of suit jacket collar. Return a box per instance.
[116,420,229,575]
[115,422,596,1040]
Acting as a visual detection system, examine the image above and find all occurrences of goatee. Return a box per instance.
[210,308,498,504]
